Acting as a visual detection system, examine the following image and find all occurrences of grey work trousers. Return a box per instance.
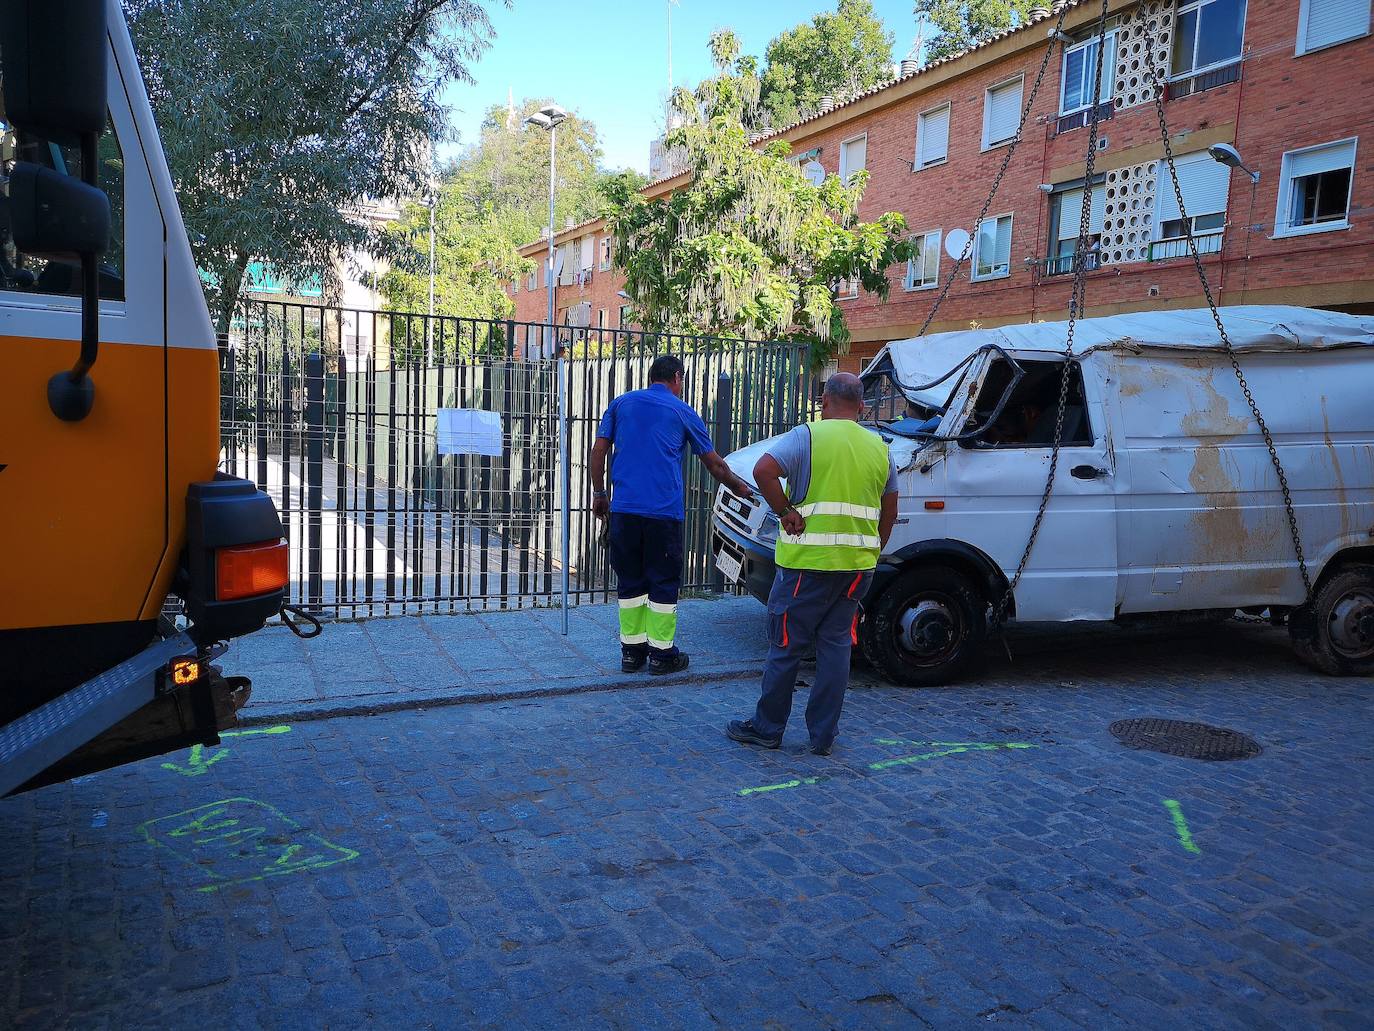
[751,566,873,748]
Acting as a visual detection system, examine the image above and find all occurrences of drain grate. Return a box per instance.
[1109,718,1261,761]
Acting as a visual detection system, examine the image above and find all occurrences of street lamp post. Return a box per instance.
[524,104,572,635]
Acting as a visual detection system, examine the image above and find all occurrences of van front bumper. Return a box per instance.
[712,520,776,604]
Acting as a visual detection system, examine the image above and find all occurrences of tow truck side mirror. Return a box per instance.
[0,0,109,422]
[0,0,108,144]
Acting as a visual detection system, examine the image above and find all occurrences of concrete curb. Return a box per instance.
[235,662,762,727]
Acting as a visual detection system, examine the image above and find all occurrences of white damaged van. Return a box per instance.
[711,306,1374,685]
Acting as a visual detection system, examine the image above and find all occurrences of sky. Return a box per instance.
[438,0,924,173]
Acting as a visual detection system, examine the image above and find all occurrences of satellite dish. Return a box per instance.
[944,228,971,260]
[802,160,826,186]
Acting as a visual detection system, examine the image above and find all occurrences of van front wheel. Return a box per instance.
[861,565,986,686]
[1289,564,1374,676]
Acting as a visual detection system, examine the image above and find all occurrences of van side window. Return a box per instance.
[961,358,1093,448]
[0,76,125,301]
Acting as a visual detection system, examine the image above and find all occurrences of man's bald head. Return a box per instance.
[822,372,865,420]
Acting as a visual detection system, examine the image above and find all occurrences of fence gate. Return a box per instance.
[219,302,815,619]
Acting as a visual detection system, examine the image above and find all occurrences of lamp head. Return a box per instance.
[538,104,567,127]
[523,112,552,130]
[1208,142,1259,182]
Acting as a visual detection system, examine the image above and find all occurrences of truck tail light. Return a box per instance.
[216,540,288,601]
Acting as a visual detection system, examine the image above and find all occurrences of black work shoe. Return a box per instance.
[810,741,833,757]
[649,652,690,676]
[621,654,647,673]
[726,720,782,749]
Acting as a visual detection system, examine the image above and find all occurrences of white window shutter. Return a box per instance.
[1287,139,1357,179]
[579,238,595,271]
[1301,0,1371,53]
[918,106,949,166]
[841,136,867,181]
[1057,188,1084,241]
[924,230,941,281]
[985,79,1022,146]
[995,216,1013,264]
[1156,153,1231,222]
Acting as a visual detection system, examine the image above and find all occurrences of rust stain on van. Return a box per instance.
[1188,446,1248,559]
[1180,368,1250,439]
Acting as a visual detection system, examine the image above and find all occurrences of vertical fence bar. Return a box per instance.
[305,351,324,611]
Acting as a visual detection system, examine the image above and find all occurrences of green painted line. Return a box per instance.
[868,741,1038,770]
[221,725,292,738]
[738,776,822,797]
[1162,799,1202,854]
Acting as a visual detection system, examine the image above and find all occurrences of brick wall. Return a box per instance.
[505,0,1373,366]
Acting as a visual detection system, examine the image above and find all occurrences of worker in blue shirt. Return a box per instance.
[591,355,755,675]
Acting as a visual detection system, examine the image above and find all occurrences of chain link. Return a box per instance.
[1139,23,1314,603]
[989,0,1112,636]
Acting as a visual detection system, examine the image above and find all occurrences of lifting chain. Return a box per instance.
[1138,19,1314,605]
[989,0,1113,638]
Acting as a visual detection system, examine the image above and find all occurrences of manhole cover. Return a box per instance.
[1108,718,1261,761]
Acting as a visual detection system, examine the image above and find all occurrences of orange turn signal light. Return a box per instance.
[170,658,202,685]
[924,500,946,511]
[216,540,289,601]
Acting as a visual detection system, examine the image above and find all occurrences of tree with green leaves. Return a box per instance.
[126,0,503,334]
[602,31,913,365]
[381,99,638,333]
[759,0,897,128]
[916,0,1032,62]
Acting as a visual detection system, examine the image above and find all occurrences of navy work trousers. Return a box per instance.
[609,512,683,659]
[752,566,873,749]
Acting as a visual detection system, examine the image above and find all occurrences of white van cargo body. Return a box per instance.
[711,306,1374,685]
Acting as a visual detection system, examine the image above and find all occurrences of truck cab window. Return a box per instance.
[961,358,1093,448]
[0,94,125,301]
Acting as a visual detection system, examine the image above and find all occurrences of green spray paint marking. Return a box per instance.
[221,725,292,739]
[738,777,824,797]
[139,797,359,892]
[1162,799,1202,854]
[869,741,1037,770]
[161,725,291,776]
[161,743,230,778]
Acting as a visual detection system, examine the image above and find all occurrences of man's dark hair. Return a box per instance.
[649,355,685,383]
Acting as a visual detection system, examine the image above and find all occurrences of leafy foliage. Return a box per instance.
[381,99,621,326]
[758,0,897,129]
[126,0,503,332]
[602,32,913,365]
[916,0,1033,62]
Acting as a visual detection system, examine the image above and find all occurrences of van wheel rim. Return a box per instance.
[897,597,961,664]
[1328,590,1374,659]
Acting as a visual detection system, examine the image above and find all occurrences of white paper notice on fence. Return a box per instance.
[436,408,504,457]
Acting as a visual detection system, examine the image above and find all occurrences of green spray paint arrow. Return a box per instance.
[161,743,230,778]
[161,726,292,777]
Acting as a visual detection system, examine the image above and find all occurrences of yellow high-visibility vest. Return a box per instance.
[775,419,889,571]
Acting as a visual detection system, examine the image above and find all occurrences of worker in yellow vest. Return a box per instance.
[727,373,898,755]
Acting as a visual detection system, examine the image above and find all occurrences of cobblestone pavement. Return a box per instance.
[1,621,1371,1029]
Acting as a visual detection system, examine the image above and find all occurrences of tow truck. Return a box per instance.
[0,0,292,794]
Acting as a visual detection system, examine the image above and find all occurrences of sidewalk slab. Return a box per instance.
[225,596,769,724]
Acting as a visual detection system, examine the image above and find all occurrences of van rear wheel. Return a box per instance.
[1290,564,1374,676]
[861,565,986,686]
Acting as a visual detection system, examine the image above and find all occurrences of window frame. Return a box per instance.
[972,213,1014,282]
[981,75,1025,151]
[1059,28,1118,116]
[1296,0,1371,55]
[1273,137,1358,238]
[598,236,613,271]
[915,104,951,170]
[834,276,860,300]
[904,229,942,291]
[838,132,868,185]
[1170,0,1248,81]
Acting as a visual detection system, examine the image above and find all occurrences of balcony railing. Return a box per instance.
[1165,60,1241,101]
[1055,100,1115,135]
[1042,250,1102,277]
[1148,232,1223,262]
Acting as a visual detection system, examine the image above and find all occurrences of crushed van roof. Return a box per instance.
[866,306,1374,405]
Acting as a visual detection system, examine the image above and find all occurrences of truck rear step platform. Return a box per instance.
[0,632,195,796]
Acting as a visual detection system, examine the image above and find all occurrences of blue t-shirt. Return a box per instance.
[597,384,716,519]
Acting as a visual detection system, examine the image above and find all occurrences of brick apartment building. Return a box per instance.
[507,0,1373,370]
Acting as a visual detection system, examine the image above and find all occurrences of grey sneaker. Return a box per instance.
[726,720,782,749]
